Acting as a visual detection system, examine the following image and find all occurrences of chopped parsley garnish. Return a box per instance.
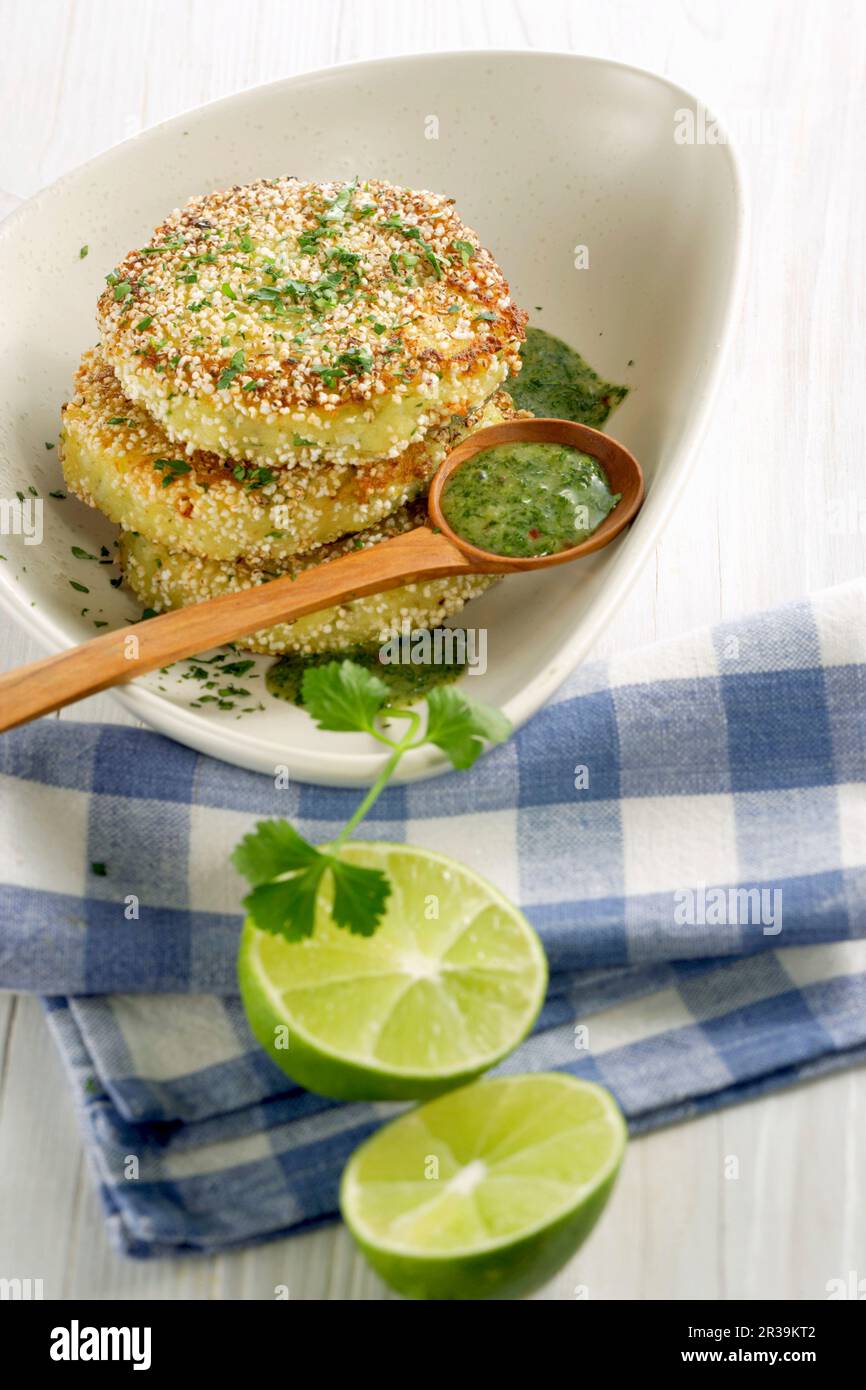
[296,179,359,259]
[246,285,283,305]
[311,364,345,388]
[297,225,328,252]
[322,177,358,224]
[423,247,448,279]
[381,215,447,279]
[323,245,360,272]
[232,463,275,490]
[152,458,193,487]
[336,349,373,376]
[79,245,89,259]
[136,315,153,331]
[390,249,418,276]
[217,349,246,390]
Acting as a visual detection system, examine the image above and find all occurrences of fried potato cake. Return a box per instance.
[96,178,526,466]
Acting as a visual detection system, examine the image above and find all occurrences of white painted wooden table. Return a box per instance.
[1,0,864,1301]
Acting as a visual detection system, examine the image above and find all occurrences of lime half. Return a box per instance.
[341,1073,627,1300]
[238,841,547,1101]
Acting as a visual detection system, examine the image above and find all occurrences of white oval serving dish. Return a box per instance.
[0,50,745,785]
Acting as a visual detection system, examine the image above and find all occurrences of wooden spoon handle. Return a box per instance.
[0,526,493,733]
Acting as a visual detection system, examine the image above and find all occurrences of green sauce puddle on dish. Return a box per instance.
[507,326,628,426]
[267,637,467,708]
[442,440,620,558]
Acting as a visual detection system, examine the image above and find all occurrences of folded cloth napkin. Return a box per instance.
[2,580,865,1256]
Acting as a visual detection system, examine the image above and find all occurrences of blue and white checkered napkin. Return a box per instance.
[2,580,866,1256]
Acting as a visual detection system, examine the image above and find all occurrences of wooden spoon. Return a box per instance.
[0,419,643,732]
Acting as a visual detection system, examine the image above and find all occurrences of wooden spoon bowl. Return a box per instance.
[428,417,645,570]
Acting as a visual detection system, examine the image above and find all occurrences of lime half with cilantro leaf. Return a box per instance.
[340,1072,627,1299]
[237,841,547,1101]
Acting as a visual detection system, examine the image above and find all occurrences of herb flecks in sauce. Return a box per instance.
[508,327,628,427]
[442,442,620,558]
[267,637,467,708]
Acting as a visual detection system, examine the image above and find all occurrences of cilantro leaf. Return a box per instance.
[230,667,513,943]
[301,659,389,733]
[243,861,329,941]
[330,858,391,936]
[424,686,512,770]
[232,816,391,938]
[231,818,321,885]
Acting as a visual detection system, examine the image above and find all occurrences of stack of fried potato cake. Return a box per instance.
[60,177,528,656]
